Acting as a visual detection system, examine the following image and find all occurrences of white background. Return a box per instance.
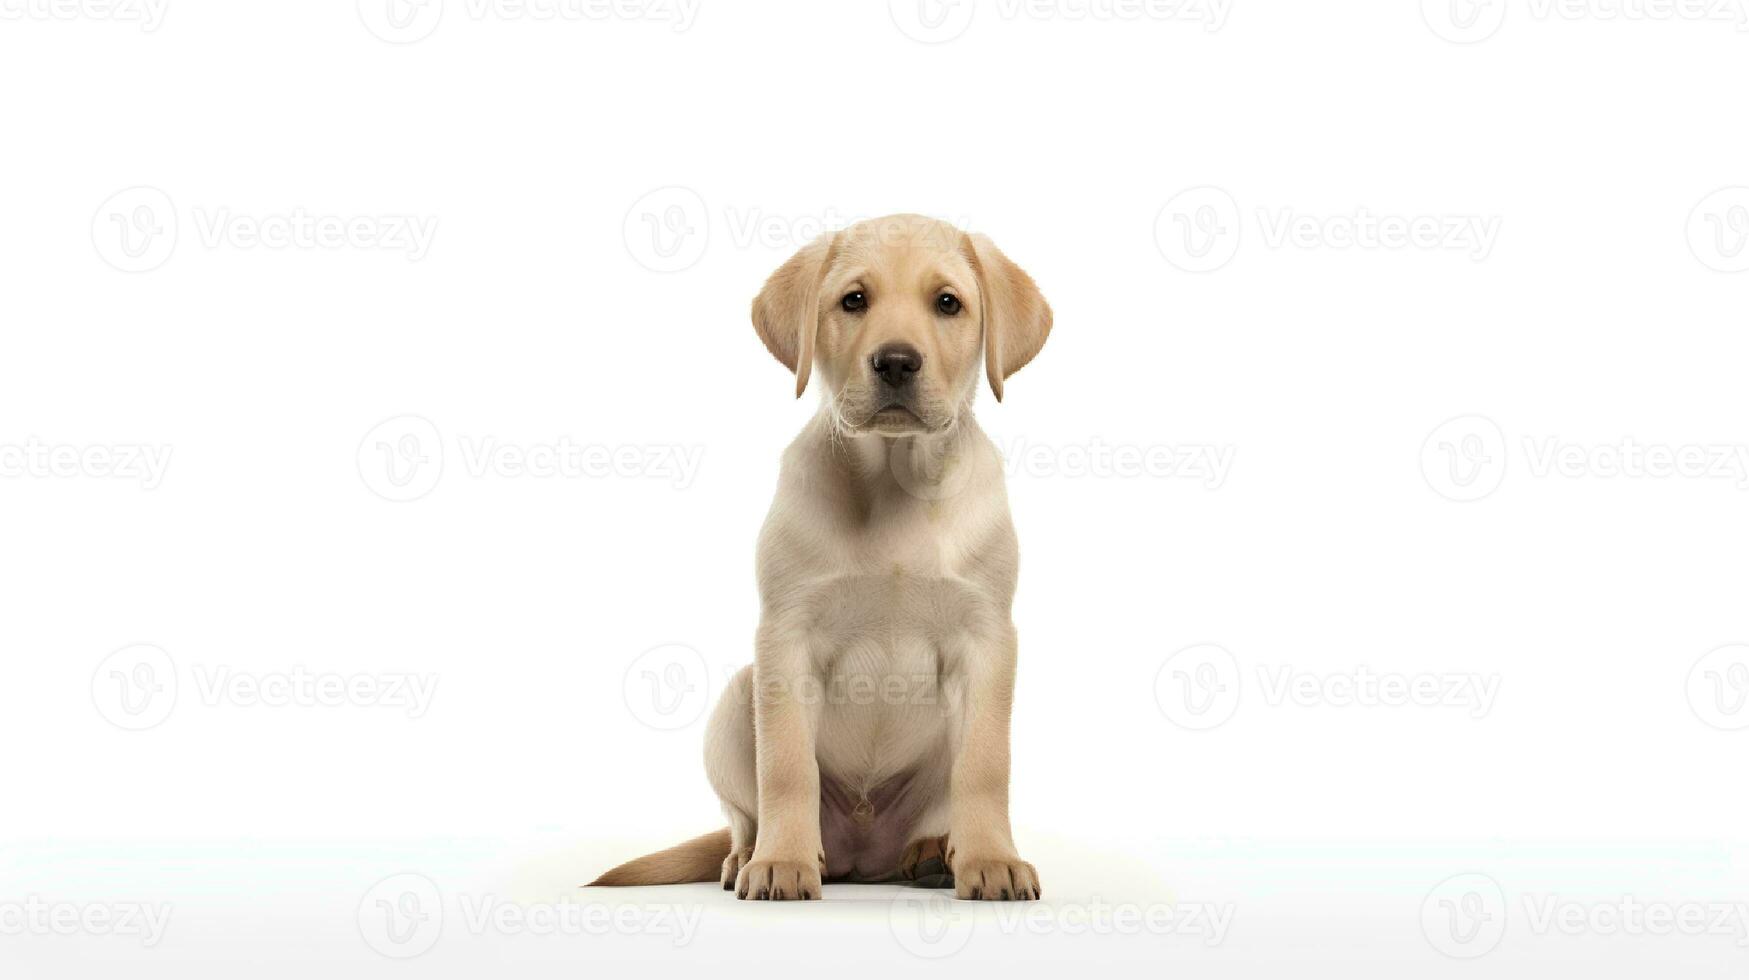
[3,0,1748,975]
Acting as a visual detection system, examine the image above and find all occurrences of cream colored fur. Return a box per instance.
[593,215,1050,902]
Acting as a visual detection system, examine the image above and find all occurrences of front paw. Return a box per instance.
[721,846,754,890]
[735,857,822,901]
[951,853,1040,901]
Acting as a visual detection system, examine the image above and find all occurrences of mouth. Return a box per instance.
[864,404,930,433]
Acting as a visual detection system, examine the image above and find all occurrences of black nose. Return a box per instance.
[871,344,923,388]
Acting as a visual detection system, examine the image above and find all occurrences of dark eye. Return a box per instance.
[936,293,962,316]
[841,291,867,313]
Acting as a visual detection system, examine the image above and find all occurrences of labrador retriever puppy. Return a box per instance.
[593,214,1050,901]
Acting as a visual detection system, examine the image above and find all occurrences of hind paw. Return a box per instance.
[899,834,951,881]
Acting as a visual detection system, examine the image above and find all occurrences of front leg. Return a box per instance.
[737,623,825,901]
[946,623,1040,901]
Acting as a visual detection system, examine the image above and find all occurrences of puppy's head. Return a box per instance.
[752,214,1051,435]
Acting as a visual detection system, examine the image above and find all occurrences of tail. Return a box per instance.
[589,828,731,886]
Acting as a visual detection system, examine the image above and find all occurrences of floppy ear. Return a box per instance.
[966,233,1052,402]
[751,232,838,398]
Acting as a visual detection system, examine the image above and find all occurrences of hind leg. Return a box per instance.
[705,665,759,888]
